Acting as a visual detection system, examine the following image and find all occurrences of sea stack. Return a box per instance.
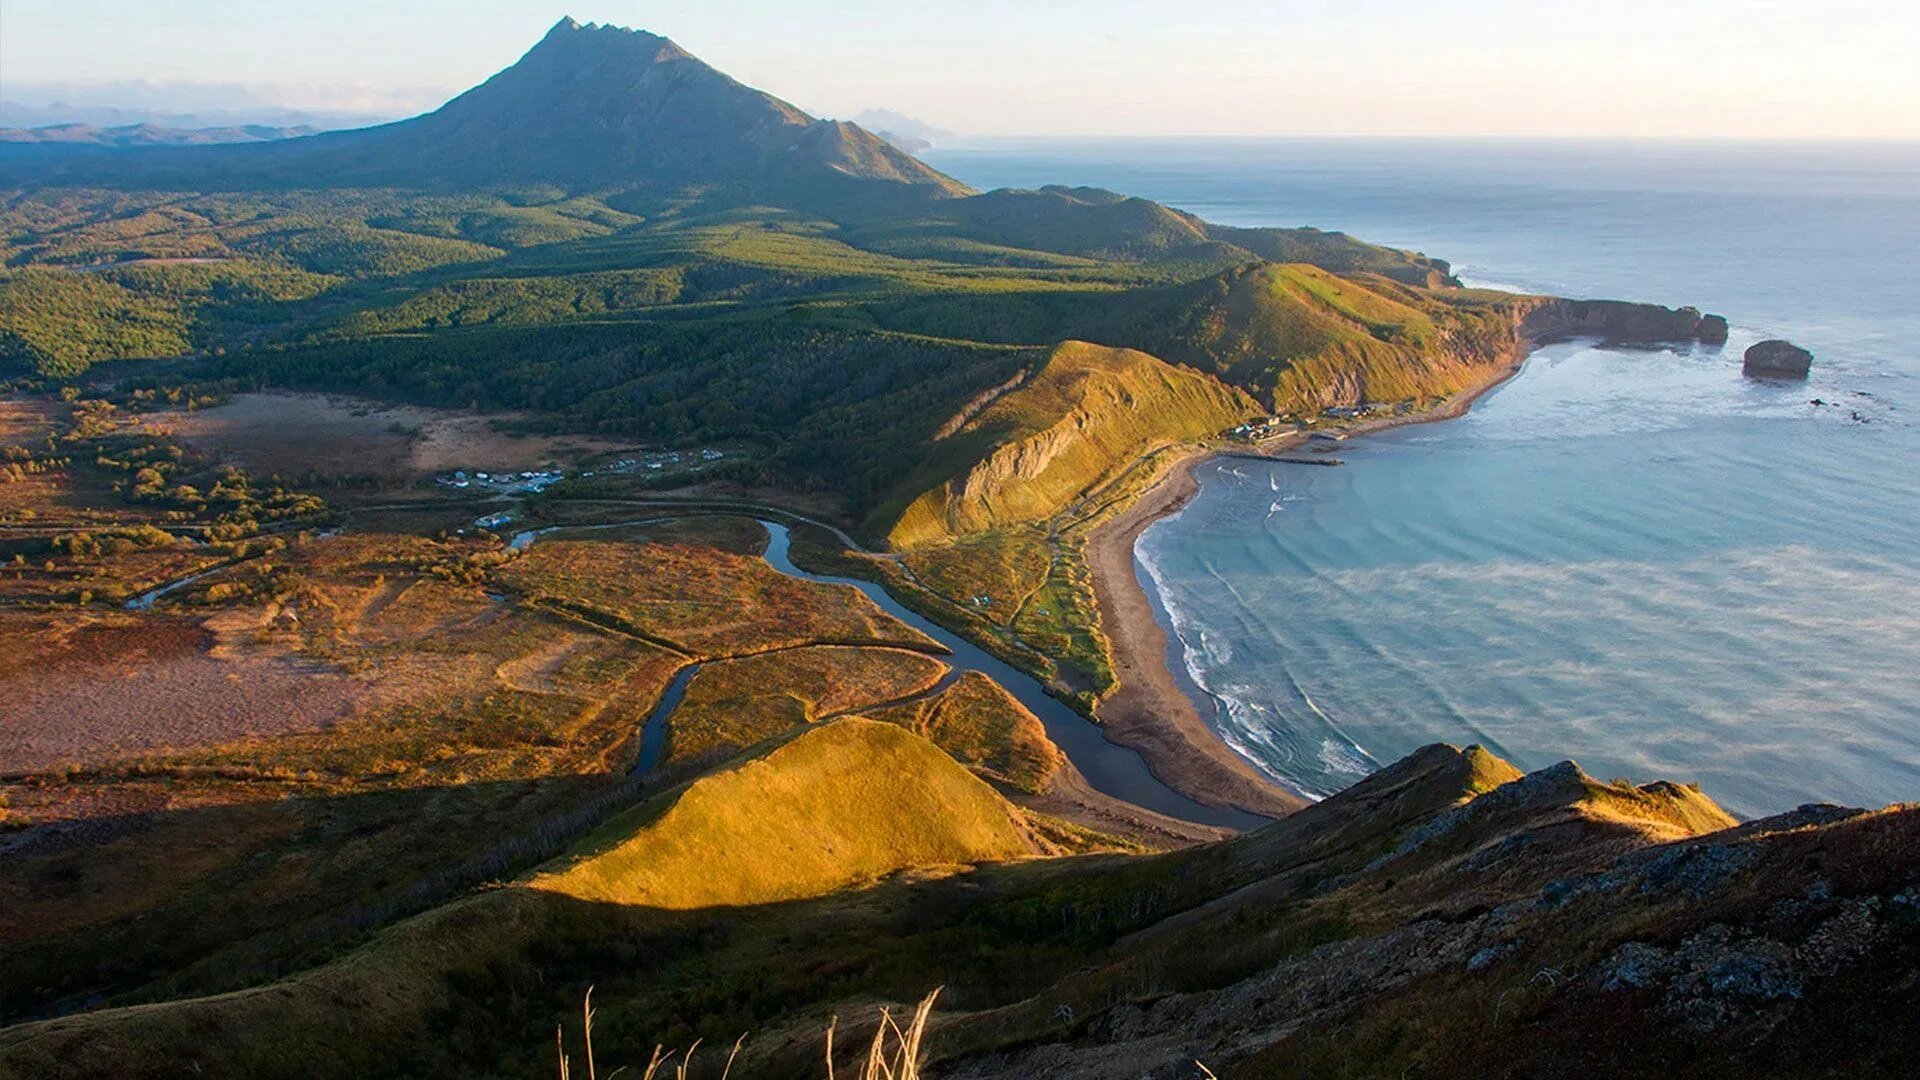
[1697,313,1730,344]
[1743,339,1814,379]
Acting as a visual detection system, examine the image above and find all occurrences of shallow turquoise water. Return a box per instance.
[927,139,1920,815]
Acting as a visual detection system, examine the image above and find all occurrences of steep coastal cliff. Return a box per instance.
[889,341,1257,548]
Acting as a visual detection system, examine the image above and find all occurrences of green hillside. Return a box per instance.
[1130,262,1525,412]
[0,20,1519,546]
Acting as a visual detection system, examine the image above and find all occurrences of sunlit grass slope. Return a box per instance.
[532,718,1041,908]
[888,341,1257,548]
[1134,262,1522,410]
[0,719,1047,1077]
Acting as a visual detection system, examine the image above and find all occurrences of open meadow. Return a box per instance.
[148,390,645,482]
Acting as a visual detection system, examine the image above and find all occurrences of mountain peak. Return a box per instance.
[377,19,969,196]
[520,17,685,68]
[9,19,970,202]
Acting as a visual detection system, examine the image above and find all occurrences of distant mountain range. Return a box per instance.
[0,97,396,133]
[0,121,318,150]
[850,108,955,153]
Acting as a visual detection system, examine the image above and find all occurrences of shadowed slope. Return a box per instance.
[0,719,1046,1077]
[6,741,1911,1080]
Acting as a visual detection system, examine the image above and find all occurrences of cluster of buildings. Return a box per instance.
[1225,402,1414,443]
[1321,402,1400,420]
[437,468,565,494]
[434,447,731,496]
[1227,416,1291,440]
[599,448,726,475]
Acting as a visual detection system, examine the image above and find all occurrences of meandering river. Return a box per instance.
[544,519,1264,829]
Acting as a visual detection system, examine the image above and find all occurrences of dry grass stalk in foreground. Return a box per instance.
[829,987,939,1080]
[556,987,937,1080]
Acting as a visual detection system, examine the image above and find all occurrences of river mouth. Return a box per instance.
[518,517,1264,830]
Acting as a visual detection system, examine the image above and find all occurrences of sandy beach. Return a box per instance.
[1084,350,1530,818]
[1087,450,1307,818]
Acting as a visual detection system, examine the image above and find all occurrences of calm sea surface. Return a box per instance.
[924,139,1920,816]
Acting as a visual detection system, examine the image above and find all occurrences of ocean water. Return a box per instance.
[924,138,1920,816]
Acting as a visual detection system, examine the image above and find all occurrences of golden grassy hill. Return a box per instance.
[888,340,1257,548]
[0,718,1048,1078]
[533,717,1044,907]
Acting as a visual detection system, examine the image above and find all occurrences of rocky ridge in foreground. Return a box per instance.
[3,727,1912,1079]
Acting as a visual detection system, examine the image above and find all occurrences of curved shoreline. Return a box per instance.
[1085,349,1532,816]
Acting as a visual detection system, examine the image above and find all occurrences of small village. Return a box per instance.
[1225,401,1410,443]
[431,446,736,531]
[436,446,730,494]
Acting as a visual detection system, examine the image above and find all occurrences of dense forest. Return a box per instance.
[0,177,1510,532]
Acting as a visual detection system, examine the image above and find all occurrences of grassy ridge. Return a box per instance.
[1113,262,1522,411]
[9,736,1864,1080]
[889,341,1257,548]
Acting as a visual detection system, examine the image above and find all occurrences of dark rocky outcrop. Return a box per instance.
[8,739,1917,1080]
[1744,338,1814,379]
[1521,299,1732,346]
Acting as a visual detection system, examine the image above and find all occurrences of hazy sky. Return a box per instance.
[3,0,1916,136]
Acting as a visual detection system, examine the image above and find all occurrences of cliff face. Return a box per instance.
[888,341,1257,548]
[884,282,1734,550]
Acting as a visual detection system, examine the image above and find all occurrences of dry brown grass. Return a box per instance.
[0,397,58,444]
[663,644,949,764]
[555,987,941,1080]
[0,611,368,771]
[498,537,939,657]
[0,515,1036,1021]
[148,391,642,482]
[861,672,1064,794]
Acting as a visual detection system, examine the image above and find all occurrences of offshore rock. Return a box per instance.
[1743,339,1814,379]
